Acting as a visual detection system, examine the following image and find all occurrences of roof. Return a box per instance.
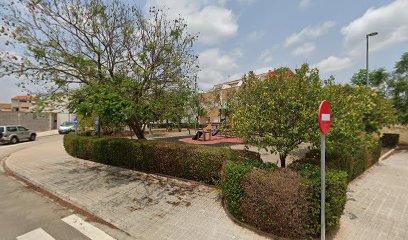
[11,95,37,101]
[0,103,11,109]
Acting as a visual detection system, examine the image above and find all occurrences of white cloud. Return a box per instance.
[284,21,335,47]
[248,30,265,41]
[315,56,352,74]
[259,47,276,64]
[299,0,311,8]
[292,42,315,57]
[197,48,240,89]
[341,0,408,57]
[315,0,408,76]
[145,0,238,45]
[218,0,256,5]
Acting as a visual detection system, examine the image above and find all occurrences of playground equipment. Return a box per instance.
[192,124,221,141]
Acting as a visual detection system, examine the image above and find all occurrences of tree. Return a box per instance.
[351,68,390,92]
[0,0,198,139]
[232,64,322,167]
[161,83,194,132]
[389,52,408,124]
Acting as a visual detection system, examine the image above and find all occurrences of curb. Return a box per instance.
[2,155,130,237]
[379,148,396,161]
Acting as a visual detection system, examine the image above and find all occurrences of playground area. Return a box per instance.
[179,134,243,145]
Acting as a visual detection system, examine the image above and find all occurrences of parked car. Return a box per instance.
[0,125,36,144]
[58,121,76,134]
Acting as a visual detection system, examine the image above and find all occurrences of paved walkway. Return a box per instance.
[332,149,408,240]
[5,136,268,240]
[37,129,59,138]
[5,135,408,240]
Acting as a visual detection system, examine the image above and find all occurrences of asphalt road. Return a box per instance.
[0,135,124,240]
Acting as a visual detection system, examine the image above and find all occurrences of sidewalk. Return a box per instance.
[36,129,59,137]
[5,137,269,240]
[332,149,408,240]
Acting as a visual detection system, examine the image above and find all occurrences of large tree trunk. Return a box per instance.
[279,154,287,168]
[128,117,146,139]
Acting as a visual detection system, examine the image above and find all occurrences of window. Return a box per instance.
[61,122,74,126]
[6,126,17,132]
[18,126,28,131]
[0,127,4,133]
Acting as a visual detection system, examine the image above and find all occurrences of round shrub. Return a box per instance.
[240,168,310,239]
[222,160,277,221]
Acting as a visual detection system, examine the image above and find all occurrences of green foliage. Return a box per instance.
[389,53,408,124]
[350,52,408,124]
[289,162,348,236]
[312,84,397,175]
[300,137,381,181]
[351,68,390,90]
[395,52,408,75]
[380,133,400,147]
[0,1,199,139]
[232,64,322,167]
[222,160,277,221]
[63,134,261,185]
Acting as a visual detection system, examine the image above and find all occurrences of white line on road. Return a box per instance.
[16,228,56,240]
[62,214,116,240]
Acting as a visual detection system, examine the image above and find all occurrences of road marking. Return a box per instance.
[62,214,116,240]
[16,228,55,240]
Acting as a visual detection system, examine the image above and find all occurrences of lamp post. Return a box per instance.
[366,32,378,87]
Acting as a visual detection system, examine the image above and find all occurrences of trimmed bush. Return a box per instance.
[380,133,400,147]
[240,168,310,239]
[289,162,348,236]
[63,134,261,184]
[222,160,277,221]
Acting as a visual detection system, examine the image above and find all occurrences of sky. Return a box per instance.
[1,0,408,102]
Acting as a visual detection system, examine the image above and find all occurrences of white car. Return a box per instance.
[58,121,76,134]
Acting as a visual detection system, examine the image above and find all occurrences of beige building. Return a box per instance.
[11,95,37,112]
[200,72,269,124]
[0,95,74,131]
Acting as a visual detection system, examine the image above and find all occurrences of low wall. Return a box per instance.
[0,112,52,131]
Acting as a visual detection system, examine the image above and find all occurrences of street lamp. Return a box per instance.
[366,32,378,87]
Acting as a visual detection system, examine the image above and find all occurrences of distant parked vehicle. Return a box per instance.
[58,121,75,134]
[0,125,36,144]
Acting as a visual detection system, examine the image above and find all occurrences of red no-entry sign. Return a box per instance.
[318,100,332,240]
[318,100,332,135]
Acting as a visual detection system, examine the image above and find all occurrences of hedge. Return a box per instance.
[63,134,261,184]
[64,134,347,238]
[298,138,381,181]
[289,162,348,236]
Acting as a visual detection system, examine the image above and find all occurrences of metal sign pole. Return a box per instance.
[321,134,326,240]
